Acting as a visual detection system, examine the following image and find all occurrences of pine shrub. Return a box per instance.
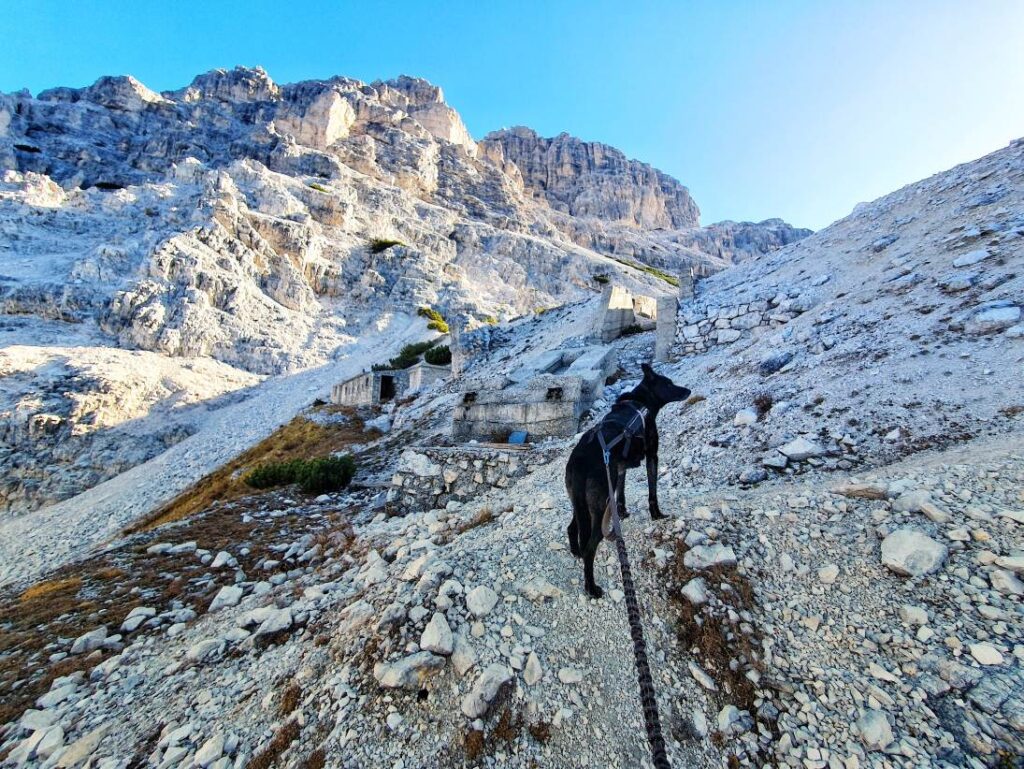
[424,345,452,365]
[244,455,355,493]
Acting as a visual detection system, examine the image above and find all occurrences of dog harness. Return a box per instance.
[593,398,672,769]
[596,401,649,539]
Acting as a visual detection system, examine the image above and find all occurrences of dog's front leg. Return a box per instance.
[646,432,665,520]
[615,464,629,519]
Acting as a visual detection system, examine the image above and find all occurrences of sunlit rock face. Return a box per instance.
[0,66,809,514]
[480,126,700,229]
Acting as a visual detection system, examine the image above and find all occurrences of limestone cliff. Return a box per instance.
[481,126,700,229]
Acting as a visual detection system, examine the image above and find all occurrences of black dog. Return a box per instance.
[565,363,690,598]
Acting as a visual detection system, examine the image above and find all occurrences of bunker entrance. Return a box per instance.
[379,375,396,402]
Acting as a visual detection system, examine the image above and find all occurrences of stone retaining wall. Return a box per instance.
[385,444,563,516]
[674,291,810,355]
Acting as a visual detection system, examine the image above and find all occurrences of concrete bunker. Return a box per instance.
[592,282,681,363]
[452,345,616,442]
[331,360,451,406]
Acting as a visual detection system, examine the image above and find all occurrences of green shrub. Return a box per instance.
[295,455,356,494]
[372,340,438,371]
[424,345,452,365]
[609,257,680,287]
[417,306,449,334]
[593,274,610,285]
[244,459,305,489]
[308,182,329,193]
[369,238,406,254]
[244,455,355,493]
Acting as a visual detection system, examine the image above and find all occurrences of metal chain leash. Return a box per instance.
[612,529,672,769]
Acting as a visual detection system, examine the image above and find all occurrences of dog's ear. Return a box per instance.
[641,362,654,378]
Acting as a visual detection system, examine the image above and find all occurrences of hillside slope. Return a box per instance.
[0,139,1021,768]
[0,66,809,516]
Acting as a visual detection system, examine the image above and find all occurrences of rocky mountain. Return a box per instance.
[0,66,808,517]
[0,71,1021,769]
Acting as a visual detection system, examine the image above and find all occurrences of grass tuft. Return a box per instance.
[368,238,406,254]
[753,391,774,419]
[609,256,679,287]
[303,748,325,769]
[279,683,302,716]
[19,577,82,604]
[249,720,301,769]
[417,306,449,333]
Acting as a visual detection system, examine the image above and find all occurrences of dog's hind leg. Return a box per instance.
[646,430,666,520]
[567,517,581,557]
[582,530,604,599]
[567,485,589,558]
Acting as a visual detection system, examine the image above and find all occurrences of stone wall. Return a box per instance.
[385,444,563,516]
[654,295,678,362]
[407,362,450,392]
[674,291,810,355]
[452,374,586,442]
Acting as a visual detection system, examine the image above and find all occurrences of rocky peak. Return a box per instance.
[175,66,281,103]
[37,75,169,112]
[481,126,700,229]
[375,75,446,108]
[373,75,477,156]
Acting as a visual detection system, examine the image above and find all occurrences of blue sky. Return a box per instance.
[3,1,1023,230]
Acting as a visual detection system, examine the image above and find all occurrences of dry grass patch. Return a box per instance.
[456,506,495,534]
[303,747,326,769]
[438,506,501,546]
[278,682,302,716]
[659,536,770,747]
[457,694,546,764]
[249,719,301,769]
[19,576,82,604]
[133,412,370,531]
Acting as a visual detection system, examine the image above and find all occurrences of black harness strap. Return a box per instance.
[594,401,671,769]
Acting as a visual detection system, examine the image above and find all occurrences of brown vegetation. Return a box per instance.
[303,747,326,769]
[0,496,354,731]
[248,719,301,769]
[132,412,369,531]
[659,536,771,749]
[459,506,496,532]
[752,391,774,418]
[279,682,302,715]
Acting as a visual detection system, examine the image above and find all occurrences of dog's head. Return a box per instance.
[640,363,691,406]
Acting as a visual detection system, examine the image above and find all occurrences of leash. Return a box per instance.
[595,404,672,769]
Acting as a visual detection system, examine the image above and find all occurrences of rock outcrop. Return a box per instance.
[481,126,700,229]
